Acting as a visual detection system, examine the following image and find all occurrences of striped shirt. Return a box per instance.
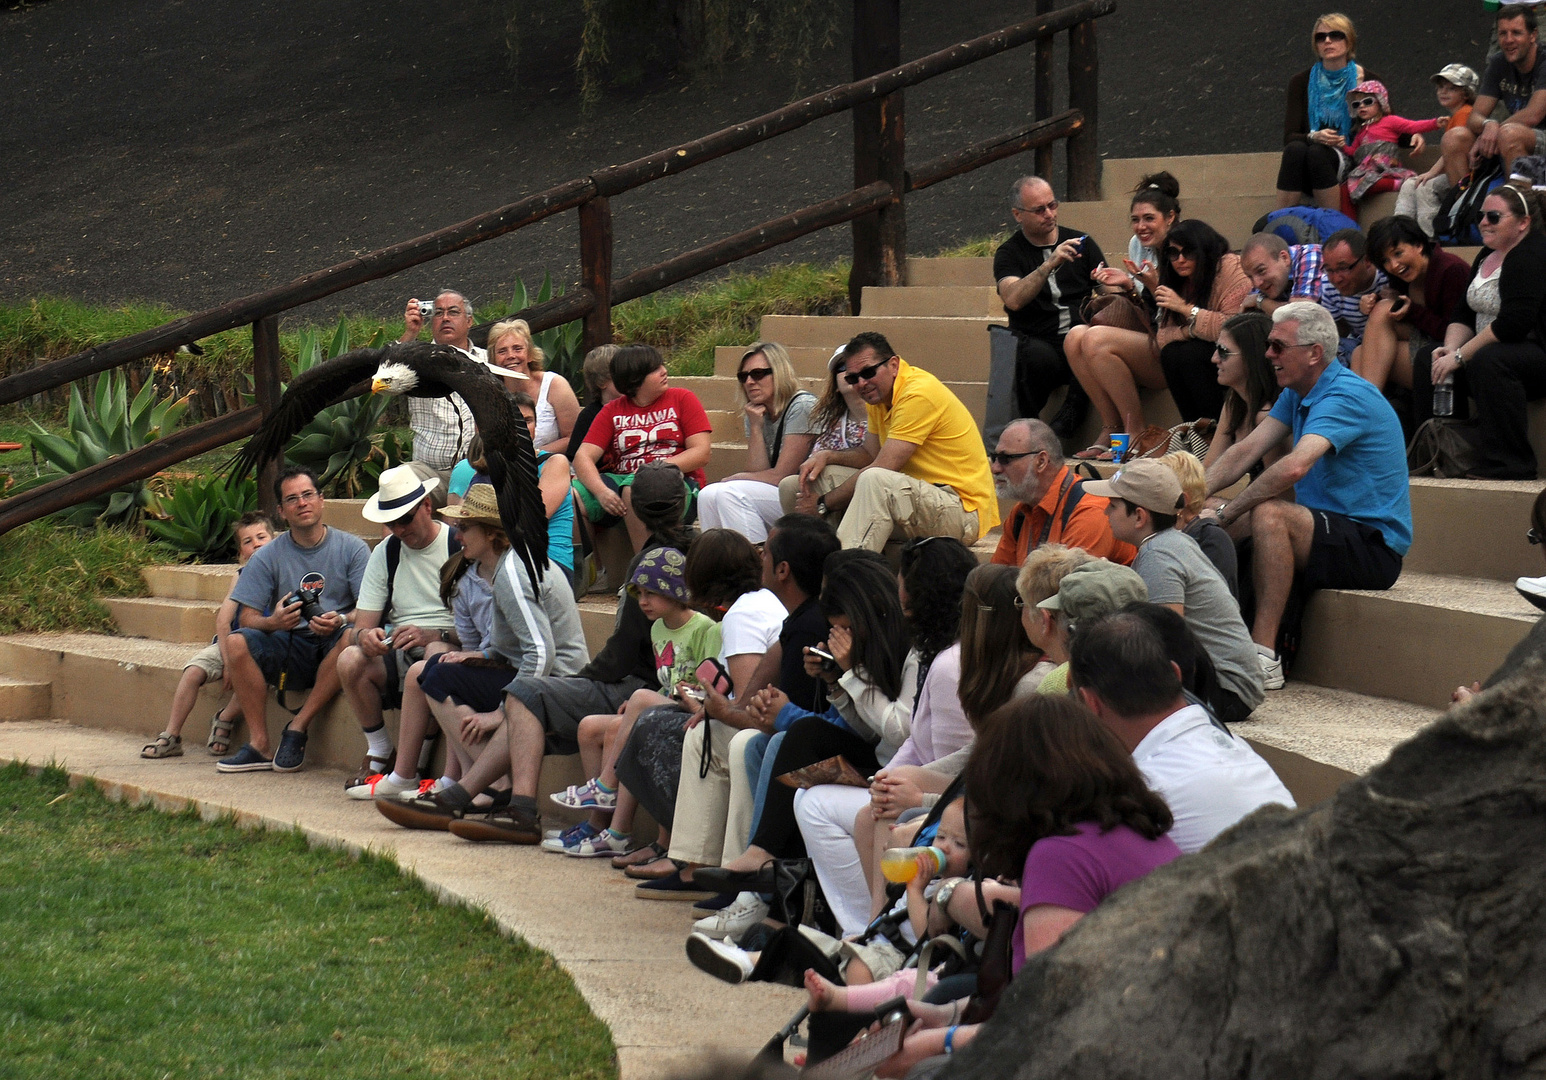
[1319,269,1388,366]
[407,343,482,469]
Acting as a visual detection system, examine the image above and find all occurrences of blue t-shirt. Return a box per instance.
[448,458,575,573]
[1267,362,1412,555]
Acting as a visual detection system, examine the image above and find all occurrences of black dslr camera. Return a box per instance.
[292,585,325,622]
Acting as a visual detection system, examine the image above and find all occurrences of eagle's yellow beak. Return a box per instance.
[371,378,389,393]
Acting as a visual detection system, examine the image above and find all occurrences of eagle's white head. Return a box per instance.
[371,361,419,395]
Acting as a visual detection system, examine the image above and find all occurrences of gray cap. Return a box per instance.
[630,461,687,519]
[1037,560,1149,623]
[1432,64,1479,96]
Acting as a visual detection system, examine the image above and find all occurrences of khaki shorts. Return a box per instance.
[184,640,223,681]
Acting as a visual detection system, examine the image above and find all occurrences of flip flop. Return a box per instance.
[1072,443,1110,460]
[623,855,683,881]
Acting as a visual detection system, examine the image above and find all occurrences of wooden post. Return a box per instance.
[1034,0,1054,180]
[578,196,614,351]
[850,0,905,314]
[251,315,282,516]
[1066,18,1100,201]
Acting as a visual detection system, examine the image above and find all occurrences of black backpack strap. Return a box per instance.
[1060,478,1086,531]
[381,535,401,622]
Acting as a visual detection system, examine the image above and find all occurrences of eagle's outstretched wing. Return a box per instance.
[228,345,388,480]
[231,341,550,588]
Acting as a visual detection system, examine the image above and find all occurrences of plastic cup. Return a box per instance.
[1109,432,1131,461]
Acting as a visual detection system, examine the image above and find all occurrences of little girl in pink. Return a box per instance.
[1344,79,1445,203]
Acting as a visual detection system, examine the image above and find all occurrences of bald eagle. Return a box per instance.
[230,341,549,585]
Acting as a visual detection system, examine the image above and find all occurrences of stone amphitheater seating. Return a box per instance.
[3,153,1542,814]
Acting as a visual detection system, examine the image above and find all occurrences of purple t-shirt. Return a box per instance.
[1011,821,1181,971]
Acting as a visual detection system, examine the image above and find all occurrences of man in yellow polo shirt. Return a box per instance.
[795,332,999,551]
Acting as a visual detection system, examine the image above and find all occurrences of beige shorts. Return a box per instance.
[184,640,223,680]
[796,924,907,982]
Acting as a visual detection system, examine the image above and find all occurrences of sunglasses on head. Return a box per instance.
[843,359,890,385]
[737,366,773,383]
[1351,96,1381,109]
[1314,29,1347,42]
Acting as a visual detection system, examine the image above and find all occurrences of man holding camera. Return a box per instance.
[398,289,480,494]
[335,465,460,791]
[216,467,371,773]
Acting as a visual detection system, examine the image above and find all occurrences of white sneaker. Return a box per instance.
[344,772,418,801]
[685,932,755,984]
[1256,645,1285,691]
[692,891,769,940]
[1517,575,1546,612]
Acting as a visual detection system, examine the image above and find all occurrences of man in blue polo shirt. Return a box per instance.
[1203,302,1411,691]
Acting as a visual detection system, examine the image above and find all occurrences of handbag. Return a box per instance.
[1407,417,1480,478]
[1082,292,1153,337]
[775,754,870,790]
[1130,418,1215,461]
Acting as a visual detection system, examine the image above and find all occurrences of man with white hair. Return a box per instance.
[397,288,481,493]
[1203,302,1411,690]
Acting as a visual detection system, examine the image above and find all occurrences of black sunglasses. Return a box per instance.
[1166,245,1194,259]
[989,449,1040,467]
[1313,29,1347,42]
[1351,96,1381,109]
[1529,527,1543,545]
[737,366,773,383]
[843,359,891,385]
[1214,344,1235,360]
[1482,210,1507,224]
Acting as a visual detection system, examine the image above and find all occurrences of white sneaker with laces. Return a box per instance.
[1256,645,1285,691]
[1517,575,1546,612]
[685,932,755,984]
[345,772,417,801]
[692,891,769,939]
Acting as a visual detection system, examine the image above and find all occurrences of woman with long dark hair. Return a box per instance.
[1203,311,1289,478]
[1092,171,1182,300]
[1356,215,1471,393]
[1153,220,1253,423]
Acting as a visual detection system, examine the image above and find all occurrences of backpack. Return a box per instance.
[1250,206,1360,246]
[1434,156,1505,245]
[382,527,463,620]
[1006,471,1087,552]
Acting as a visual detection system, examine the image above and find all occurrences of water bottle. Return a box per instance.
[1433,374,1454,418]
[879,845,945,884]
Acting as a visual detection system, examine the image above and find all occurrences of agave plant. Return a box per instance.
[144,475,258,560]
[18,371,191,527]
[282,318,404,497]
[505,274,584,388]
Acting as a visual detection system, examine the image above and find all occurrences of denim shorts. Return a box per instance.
[235,627,344,691]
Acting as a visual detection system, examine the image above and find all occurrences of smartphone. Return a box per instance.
[679,686,706,706]
[808,645,835,662]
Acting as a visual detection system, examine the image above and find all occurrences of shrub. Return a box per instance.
[143,475,259,560]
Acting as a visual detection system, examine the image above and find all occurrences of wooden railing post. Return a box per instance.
[579,197,614,351]
[1034,0,1055,180]
[1066,18,1101,201]
[850,0,905,314]
[251,315,282,516]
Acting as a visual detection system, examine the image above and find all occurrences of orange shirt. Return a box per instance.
[1444,104,1473,132]
[991,466,1136,567]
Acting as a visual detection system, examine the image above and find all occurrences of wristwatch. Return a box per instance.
[934,876,965,911]
[816,495,829,516]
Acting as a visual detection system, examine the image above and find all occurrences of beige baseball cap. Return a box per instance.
[1082,459,1185,516]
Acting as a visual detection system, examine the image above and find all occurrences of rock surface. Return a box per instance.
[950,666,1546,1079]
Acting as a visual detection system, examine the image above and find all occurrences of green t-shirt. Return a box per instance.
[650,611,722,694]
[1037,662,1070,695]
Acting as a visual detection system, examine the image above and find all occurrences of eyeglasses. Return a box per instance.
[988,449,1040,468]
[1313,29,1347,42]
[843,359,891,385]
[737,367,774,383]
[1214,344,1235,360]
[432,307,466,319]
[1324,258,1365,275]
[1351,96,1381,109]
[1264,340,1315,355]
[1529,527,1543,545]
[281,489,321,507]
[1482,210,1507,224]
[1014,199,1059,216]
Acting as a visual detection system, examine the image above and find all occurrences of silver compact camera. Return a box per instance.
[417,300,434,318]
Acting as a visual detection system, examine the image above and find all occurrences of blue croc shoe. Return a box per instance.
[272,727,308,773]
[215,744,273,773]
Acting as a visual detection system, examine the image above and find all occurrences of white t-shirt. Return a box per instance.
[718,588,787,673]
[1132,704,1295,854]
[356,523,457,630]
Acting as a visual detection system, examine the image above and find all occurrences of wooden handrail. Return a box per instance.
[0,0,1114,536]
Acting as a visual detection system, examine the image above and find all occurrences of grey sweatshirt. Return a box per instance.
[488,553,590,678]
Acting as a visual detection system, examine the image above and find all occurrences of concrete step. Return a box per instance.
[758,315,996,383]
[1101,153,1284,202]
[1296,571,1538,710]
[321,499,383,543]
[1406,478,1546,582]
[907,257,993,287]
[674,374,824,413]
[108,596,222,644]
[861,285,1005,318]
[0,675,51,720]
[142,563,238,602]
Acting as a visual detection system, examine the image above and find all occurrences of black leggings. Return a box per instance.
[749,716,880,858]
[1276,140,1344,195]
[1159,337,1226,422]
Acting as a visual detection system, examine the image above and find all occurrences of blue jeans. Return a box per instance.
[744,730,785,841]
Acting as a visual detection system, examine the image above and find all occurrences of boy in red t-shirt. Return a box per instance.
[573,344,713,549]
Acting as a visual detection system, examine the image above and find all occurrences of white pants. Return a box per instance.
[794,783,874,938]
[670,721,758,866]
[698,480,785,543]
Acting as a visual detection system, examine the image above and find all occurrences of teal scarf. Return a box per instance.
[1308,62,1358,139]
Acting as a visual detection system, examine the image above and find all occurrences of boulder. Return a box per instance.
[949,666,1546,1079]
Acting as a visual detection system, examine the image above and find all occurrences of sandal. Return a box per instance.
[206,710,235,756]
[625,854,684,881]
[141,732,183,759]
[611,839,667,869]
[1072,442,1111,460]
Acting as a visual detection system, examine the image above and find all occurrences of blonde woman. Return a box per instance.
[698,342,819,542]
[485,318,581,454]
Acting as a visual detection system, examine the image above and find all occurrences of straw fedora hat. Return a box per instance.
[362,464,439,523]
[437,483,503,529]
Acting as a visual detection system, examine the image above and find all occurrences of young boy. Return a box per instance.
[141,511,276,759]
[1396,63,1480,233]
[544,546,720,857]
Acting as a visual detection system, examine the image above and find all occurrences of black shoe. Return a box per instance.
[447,805,542,844]
[272,727,308,773]
[1049,386,1090,440]
[375,790,468,831]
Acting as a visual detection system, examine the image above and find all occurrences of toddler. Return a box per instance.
[1396,64,1481,233]
[1344,80,1447,203]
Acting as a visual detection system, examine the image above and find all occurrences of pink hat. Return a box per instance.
[1350,80,1390,114]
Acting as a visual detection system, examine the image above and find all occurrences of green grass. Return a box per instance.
[0,522,164,635]
[935,234,1010,258]
[0,762,617,1080]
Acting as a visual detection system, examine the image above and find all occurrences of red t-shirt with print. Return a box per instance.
[583,387,712,487]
